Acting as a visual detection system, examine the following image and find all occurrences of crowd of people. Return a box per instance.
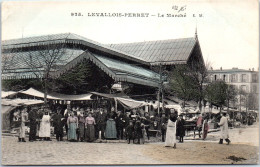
[15,105,191,144]
[15,104,233,148]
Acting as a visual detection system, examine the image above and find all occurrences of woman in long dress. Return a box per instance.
[39,110,51,141]
[18,107,28,142]
[202,117,209,140]
[105,113,117,139]
[67,112,78,142]
[78,110,85,142]
[176,114,185,143]
[165,110,178,148]
[85,113,96,142]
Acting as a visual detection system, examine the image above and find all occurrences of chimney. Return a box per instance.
[220,67,222,70]
[252,68,254,71]
[249,68,251,71]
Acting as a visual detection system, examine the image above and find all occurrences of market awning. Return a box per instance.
[1,98,44,108]
[116,97,147,110]
[19,88,92,101]
[91,92,129,99]
[1,91,18,98]
[165,104,182,109]
[20,88,59,100]
[48,92,92,101]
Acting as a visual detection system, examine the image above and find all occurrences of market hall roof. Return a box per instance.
[2,33,149,65]
[52,51,160,87]
[2,48,84,79]
[2,33,160,87]
[1,33,203,86]
[109,37,199,65]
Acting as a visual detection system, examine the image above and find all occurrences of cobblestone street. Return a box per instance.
[2,137,161,165]
[2,123,259,165]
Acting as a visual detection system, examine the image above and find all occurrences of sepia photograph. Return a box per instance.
[1,0,259,165]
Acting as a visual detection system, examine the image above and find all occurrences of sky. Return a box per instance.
[1,0,259,70]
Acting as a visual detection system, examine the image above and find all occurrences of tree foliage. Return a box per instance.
[167,65,198,108]
[51,60,114,94]
[205,81,237,110]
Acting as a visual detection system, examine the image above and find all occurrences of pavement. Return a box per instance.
[1,122,259,165]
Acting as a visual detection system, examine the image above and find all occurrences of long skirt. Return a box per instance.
[68,123,77,141]
[203,130,208,139]
[19,123,26,138]
[29,122,37,140]
[85,124,95,142]
[78,123,85,138]
[39,122,51,138]
[105,120,117,139]
[165,120,176,147]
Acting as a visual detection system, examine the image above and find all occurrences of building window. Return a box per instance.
[214,75,217,81]
[223,75,226,81]
[241,74,247,82]
[231,74,236,82]
[253,85,257,92]
[252,74,258,82]
[240,85,247,92]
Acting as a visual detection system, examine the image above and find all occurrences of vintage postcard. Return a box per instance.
[1,0,259,165]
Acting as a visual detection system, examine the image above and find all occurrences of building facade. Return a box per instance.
[208,67,259,110]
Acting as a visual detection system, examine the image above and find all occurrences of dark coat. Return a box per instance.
[124,115,131,128]
[160,116,168,131]
[176,118,186,137]
[28,110,37,137]
[143,116,151,126]
[134,121,142,138]
[126,124,134,138]
[115,114,125,129]
[52,113,64,135]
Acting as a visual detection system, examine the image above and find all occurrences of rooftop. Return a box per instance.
[208,67,258,73]
[3,33,199,66]
[109,37,197,65]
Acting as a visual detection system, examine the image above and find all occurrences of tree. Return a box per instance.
[51,60,114,94]
[247,92,258,110]
[16,42,74,104]
[167,65,197,109]
[225,84,238,110]
[237,87,247,112]
[188,60,211,111]
[205,80,228,112]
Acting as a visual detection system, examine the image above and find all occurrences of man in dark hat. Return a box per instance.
[143,112,151,141]
[134,117,142,144]
[126,120,134,144]
[52,107,64,141]
[160,112,167,142]
[115,111,125,140]
[28,108,37,142]
[96,108,107,140]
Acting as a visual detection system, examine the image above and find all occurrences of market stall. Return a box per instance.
[1,98,44,131]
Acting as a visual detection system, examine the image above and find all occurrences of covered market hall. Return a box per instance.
[1,32,207,137]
